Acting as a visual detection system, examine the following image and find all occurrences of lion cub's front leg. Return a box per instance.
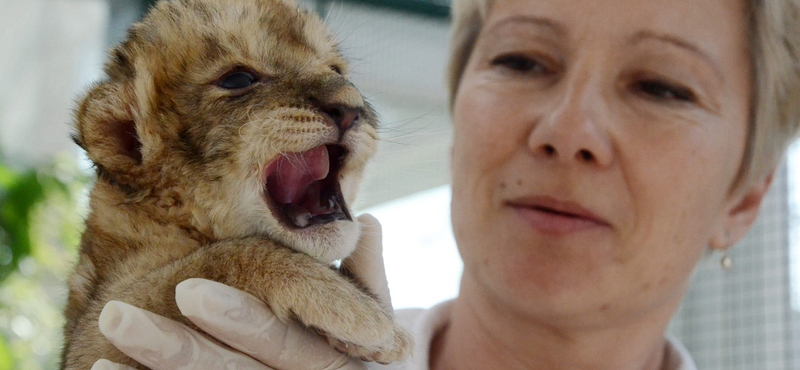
[197,239,411,364]
[81,238,410,368]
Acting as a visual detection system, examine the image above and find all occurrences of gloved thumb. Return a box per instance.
[341,214,393,312]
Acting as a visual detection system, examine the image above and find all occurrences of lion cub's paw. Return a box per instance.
[325,322,412,364]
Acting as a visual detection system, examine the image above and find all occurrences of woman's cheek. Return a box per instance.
[456,90,524,174]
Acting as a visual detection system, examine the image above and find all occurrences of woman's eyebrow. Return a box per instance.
[486,15,566,38]
[628,30,725,83]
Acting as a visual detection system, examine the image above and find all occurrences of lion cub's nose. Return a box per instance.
[319,104,362,133]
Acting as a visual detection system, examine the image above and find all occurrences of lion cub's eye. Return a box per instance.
[329,65,342,75]
[218,71,257,90]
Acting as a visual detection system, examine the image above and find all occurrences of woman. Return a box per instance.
[92,0,800,369]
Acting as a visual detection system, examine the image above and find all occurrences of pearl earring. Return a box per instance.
[721,249,733,272]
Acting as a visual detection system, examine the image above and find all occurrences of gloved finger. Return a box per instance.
[91,359,137,370]
[98,300,273,370]
[341,214,392,311]
[176,278,366,370]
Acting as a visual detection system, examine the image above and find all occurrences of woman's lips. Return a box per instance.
[506,196,610,235]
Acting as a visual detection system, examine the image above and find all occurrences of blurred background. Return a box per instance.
[0,0,798,369]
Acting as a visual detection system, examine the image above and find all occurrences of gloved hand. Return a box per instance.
[91,214,392,370]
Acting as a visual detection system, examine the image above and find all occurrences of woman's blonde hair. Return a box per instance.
[447,0,800,187]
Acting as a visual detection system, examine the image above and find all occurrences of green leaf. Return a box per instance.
[0,334,13,370]
[0,171,47,282]
[0,164,16,190]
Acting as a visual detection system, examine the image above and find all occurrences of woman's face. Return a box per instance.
[451,0,762,323]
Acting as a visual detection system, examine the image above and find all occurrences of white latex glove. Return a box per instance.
[92,214,391,370]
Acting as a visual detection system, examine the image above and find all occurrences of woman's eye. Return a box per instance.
[637,80,696,103]
[491,54,547,74]
[218,71,257,90]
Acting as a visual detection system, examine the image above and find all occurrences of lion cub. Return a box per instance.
[60,0,410,368]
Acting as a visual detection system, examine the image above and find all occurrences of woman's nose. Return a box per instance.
[526,75,614,167]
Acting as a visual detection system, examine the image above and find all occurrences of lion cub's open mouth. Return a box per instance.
[265,145,352,229]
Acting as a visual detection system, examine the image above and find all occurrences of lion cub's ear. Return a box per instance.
[73,80,144,180]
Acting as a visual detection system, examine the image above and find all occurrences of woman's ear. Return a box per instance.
[709,173,774,250]
[73,81,144,183]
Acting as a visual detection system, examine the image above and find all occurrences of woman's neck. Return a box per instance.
[429,276,675,370]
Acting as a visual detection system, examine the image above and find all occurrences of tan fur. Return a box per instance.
[60,0,410,368]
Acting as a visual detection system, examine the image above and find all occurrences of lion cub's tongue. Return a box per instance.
[268,146,330,205]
